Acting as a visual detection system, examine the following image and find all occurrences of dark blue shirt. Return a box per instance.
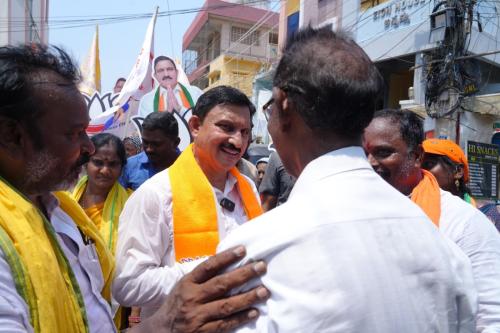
[119,151,159,191]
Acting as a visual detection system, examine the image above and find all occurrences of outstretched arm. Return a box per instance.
[129,246,269,333]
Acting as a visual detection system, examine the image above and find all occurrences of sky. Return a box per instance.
[49,0,204,92]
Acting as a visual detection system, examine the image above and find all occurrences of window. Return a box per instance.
[268,32,278,45]
[231,26,260,46]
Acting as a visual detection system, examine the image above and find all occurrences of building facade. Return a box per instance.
[0,0,49,46]
[298,0,500,147]
[299,0,500,200]
[182,0,279,97]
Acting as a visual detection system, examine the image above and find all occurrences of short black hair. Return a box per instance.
[373,109,424,152]
[0,44,81,145]
[273,25,384,138]
[142,111,179,139]
[90,133,127,167]
[154,56,176,71]
[192,85,255,123]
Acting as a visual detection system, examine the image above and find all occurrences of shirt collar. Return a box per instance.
[213,172,238,197]
[289,146,372,200]
[159,84,180,94]
[39,192,60,220]
[138,151,151,166]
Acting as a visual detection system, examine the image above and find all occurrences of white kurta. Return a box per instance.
[137,84,203,119]
[113,168,259,318]
[438,189,500,332]
[218,147,477,333]
[0,194,115,333]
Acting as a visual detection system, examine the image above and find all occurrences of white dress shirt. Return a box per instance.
[438,189,500,332]
[113,168,259,318]
[218,147,477,333]
[0,194,115,333]
[138,84,203,119]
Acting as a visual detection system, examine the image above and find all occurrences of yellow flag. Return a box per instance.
[79,25,101,95]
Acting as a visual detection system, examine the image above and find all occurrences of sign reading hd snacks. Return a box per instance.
[467,141,499,199]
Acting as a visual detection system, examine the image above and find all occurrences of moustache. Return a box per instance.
[221,143,241,154]
[162,76,173,81]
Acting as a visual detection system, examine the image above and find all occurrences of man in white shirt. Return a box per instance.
[363,109,500,332]
[218,26,477,332]
[138,55,203,119]
[113,85,262,319]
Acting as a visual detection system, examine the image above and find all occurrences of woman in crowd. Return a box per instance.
[72,133,139,327]
[421,138,476,206]
[73,133,129,251]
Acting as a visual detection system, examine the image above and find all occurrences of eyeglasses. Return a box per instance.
[263,98,274,121]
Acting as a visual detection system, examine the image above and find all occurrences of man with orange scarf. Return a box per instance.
[363,109,500,332]
[113,86,262,320]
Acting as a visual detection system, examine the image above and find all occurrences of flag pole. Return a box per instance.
[120,6,159,139]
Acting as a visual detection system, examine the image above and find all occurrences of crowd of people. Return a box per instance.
[0,25,500,333]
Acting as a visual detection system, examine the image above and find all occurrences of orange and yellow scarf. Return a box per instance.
[71,176,130,254]
[169,144,262,262]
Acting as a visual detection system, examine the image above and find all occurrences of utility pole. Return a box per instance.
[425,0,473,123]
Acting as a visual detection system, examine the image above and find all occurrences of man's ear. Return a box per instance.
[413,144,424,168]
[0,116,26,157]
[188,115,201,138]
[277,89,292,132]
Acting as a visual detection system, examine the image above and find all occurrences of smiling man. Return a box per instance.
[113,85,263,319]
[138,55,203,118]
[363,109,500,332]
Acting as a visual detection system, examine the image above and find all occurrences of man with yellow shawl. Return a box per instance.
[363,108,500,332]
[0,44,115,332]
[0,45,268,333]
[113,86,263,320]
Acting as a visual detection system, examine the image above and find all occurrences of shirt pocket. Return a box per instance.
[80,243,105,294]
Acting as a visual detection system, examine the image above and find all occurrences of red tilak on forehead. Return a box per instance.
[362,138,372,150]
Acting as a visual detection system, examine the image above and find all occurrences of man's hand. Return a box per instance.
[130,246,269,333]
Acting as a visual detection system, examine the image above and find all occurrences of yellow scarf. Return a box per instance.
[54,191,114,302]
[71,176,130,253]
[410,170,442,227]
[71,177,130,329]
[169,144,263,262]
[0,177,89,333]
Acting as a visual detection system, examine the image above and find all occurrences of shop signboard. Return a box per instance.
[357,0,432,43]
[467,141,499,199]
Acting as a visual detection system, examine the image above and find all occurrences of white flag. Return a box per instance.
[115,7,158,106]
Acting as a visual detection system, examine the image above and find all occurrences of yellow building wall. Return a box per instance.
[286,0,300,16]
[387,70,412,108]
[206,55,264,97]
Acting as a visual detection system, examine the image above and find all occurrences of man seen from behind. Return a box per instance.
[218,26,476,332]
